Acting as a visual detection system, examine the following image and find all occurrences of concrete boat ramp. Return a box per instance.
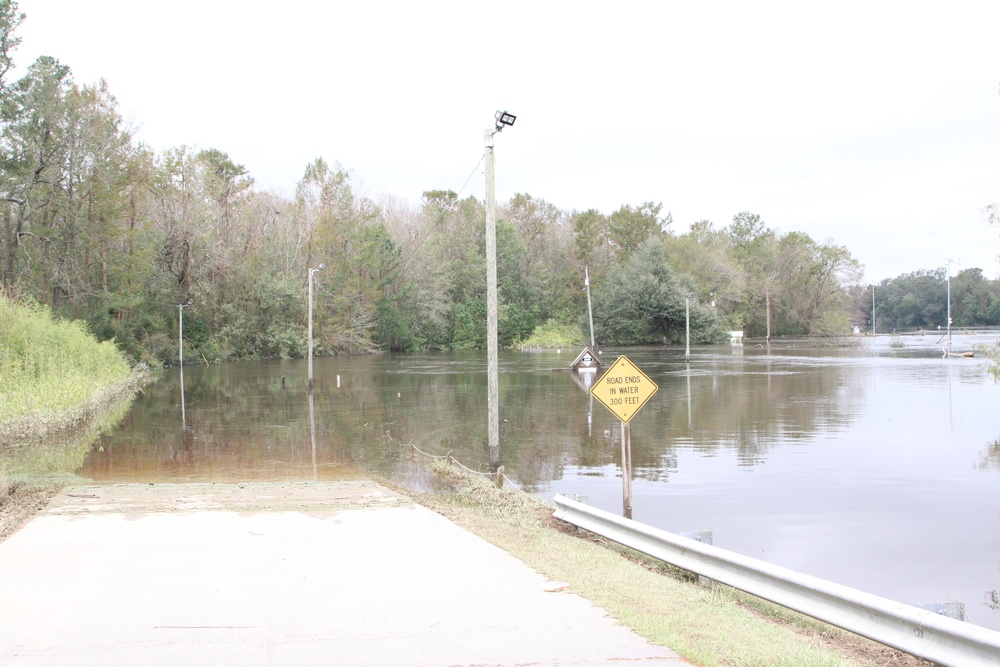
[0,481,687,666]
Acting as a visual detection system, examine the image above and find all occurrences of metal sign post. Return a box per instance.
[590,356,658,519]
[620,421,633,518]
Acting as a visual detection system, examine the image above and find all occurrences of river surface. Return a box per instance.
[80,334,1000,630]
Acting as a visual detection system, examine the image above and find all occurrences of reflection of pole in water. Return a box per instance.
[621,421,632,519]
[686,363,692,429]
[309,390,318,480]
[947,358,954,429]
[588,394,593,437]
[178,301,191,433]
[180,368,187,432]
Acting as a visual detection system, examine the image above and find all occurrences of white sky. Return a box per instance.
[12,0,1000,282]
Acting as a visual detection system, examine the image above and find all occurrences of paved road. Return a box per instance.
[0,481,689,666]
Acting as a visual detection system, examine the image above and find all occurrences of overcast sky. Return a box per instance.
[12,1,1000,282]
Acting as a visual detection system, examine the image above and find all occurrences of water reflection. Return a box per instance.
[77,335,1000,630]
[978,439,1000,470]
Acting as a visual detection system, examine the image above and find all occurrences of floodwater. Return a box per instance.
[79,333,1000,630]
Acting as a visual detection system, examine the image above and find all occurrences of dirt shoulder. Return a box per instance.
[0,483,61,543]
[412,461,932,667]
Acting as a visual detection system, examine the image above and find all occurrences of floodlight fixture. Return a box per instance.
[494,110,516,132]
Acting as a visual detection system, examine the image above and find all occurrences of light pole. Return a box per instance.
[485,110,515,470]
[585,266,596,349]
[946,260,952,349]
[308,263,325,392]
[871,285,876,335]
[177,301,191,367]
[685,293,692,361]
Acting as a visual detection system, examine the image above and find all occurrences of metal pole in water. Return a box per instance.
[872,284,876,334]
[585,266,596,349]
[621,421,632,519]
[178,303,184,368]
[685,293,691,361]
[946,260,952,348]
[308,264,324,392]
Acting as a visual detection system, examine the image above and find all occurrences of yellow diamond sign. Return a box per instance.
[590,355,658,422]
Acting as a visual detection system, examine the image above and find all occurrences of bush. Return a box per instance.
[0,296,132,423]
[522,319,585,348]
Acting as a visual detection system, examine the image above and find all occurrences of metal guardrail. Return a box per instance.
[552,494,1000,667]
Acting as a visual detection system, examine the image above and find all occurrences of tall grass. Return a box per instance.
[978,339,1000,382]
[1,296,131,428]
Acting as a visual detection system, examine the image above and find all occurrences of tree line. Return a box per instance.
[853,268,1000,333]
[1,2,995,366]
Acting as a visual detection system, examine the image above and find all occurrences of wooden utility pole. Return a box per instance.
[485,129,500,469]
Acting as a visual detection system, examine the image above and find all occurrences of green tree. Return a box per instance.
[726,211,781,338]
[607,201,671,258]
[0,1,23,97]
[663,220,743,328]
[723,212,859,338]
[196,147,253,249]
[771,233,860,335]
[503,192,571,324]
[571,208,609,263]
[0,55,74,296]
[591,238,722,345]
[495,218,538,345]
[873,269,948,331]
[294,158,388,354]
[378,190,456,349]
[950,267,1000,325]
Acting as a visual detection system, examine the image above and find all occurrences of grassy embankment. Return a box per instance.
[1,296,144,538]
[416,459,931,667]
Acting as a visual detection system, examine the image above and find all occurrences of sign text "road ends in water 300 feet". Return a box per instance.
[590,356,658,422]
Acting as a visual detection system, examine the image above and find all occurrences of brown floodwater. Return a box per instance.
[77,334,1000,630]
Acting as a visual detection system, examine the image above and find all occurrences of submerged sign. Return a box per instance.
[590,355,658,422]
